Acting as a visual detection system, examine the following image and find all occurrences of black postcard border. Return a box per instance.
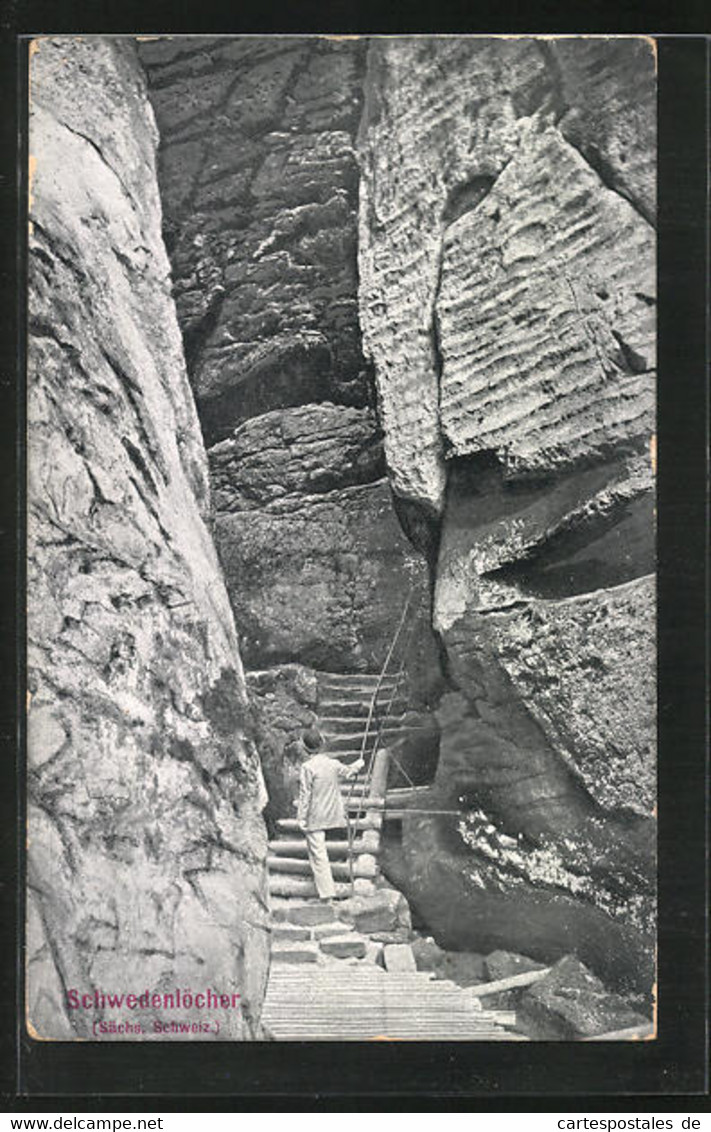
[1,16,708,1108]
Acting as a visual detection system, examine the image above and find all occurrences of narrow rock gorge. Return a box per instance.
[138,35,655,994]
[27,34,657,1040]
[138,36,442,833]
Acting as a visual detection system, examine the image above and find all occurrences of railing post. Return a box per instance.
[369,747,390,802]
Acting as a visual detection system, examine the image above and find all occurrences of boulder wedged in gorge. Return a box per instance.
[215,475,427,671]
[210,403,385,512]
[27,38,269,1040]
[140,39,433,676]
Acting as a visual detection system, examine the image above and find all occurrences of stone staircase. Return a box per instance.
[264,670,522,1039]
[263,897,523,1040]
[268,671,404,902]
[267,762,382,901]
[317,670,423,761]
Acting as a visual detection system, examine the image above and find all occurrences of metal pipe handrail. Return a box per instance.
[344,589,415,892]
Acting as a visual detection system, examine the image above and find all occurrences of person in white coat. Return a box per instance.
[296,728,364,901]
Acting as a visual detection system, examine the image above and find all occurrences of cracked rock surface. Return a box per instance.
[361,37,656,990]
[140,37,432,676]
[138,36,371,447]
[358,36,655,512]
[27,38,269,1041]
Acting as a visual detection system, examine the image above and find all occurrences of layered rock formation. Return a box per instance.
[27,38,269,1040]
[210,403,424,671]
[139,36,431,674]
[359,37,657,991]
[132,35,656,997]
[359,36,656,511]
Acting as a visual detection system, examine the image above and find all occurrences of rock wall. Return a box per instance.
[27,38,269,1040]
[359,37,656,990]
[139,36,431,673]
[359,36,655,512]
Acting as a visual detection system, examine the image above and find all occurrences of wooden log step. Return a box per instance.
[271,941,320,965]
[327,728,427,752]
[319,698,409,719]
[267,855,378,880]
[276,816,381,834]
[318,671,399,685]
[268,838,380,858]
[320,713,409,732]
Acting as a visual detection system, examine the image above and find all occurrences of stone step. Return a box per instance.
[319,934,367,959]
[271,941,320,964]
[268,838,379,858]
[270,923,312,942]
[268,855,378,881]
[270,900,338,927]
[269,876,352,899]
[318,698,410,719]
[312,920,353,939]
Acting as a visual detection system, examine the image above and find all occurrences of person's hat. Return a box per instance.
[302,726,323,752]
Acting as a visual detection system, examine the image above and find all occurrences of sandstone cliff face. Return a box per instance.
[359,37,655,512]
[139,37,370,444]
[131,36,655,994]
[359,37,656,990]
[139,37,431,673]
[27,38,269,1040]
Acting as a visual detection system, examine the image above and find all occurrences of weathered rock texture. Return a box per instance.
[27,38,269,1040]
[209,402,426,671]
[361,37,656,991]
[359,36,655,512]
[139,37,433,675]
[246,664,320,829]
[138,36,371,445]
[517,955,652,1040]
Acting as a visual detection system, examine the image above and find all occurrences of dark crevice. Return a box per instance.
[441,175,496,228]
[391,493,441,573]
[31,222,91,288]
[482,491,655,600]
[610,329,652,375]
[99,347,168,484]
[561,133,655,230]
[534,39,570,124]
[181,287,227,376]
[122,437,159,496]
